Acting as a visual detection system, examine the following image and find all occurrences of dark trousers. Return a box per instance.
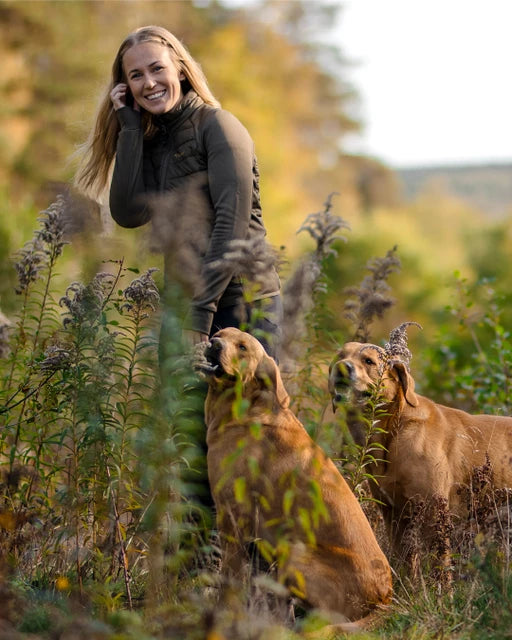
[210,294,283,360]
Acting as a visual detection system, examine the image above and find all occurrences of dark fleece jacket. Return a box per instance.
[109,90,280,335]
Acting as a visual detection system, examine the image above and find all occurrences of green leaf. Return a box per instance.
[283,489,294,516]
[234,476,246,504]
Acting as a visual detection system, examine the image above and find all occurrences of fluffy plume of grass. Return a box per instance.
[344,245,401,342]
[384,321,423,368]
[148,180,211,296]
[209,236,281,291]
[296,192,350,262]
[14,196,68,296]
[120,267,160,315]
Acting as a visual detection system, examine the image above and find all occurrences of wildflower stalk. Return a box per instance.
[104,269,159,583]
[105,463,133,610]
[50,265,127,591]
[2,285,30,398]
[2,198,68,467]
[0,371,57,415]
[344,366,389,501]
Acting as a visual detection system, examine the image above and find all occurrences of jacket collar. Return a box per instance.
[154,90,203,131]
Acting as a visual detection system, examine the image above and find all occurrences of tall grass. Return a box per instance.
[1,196,511,639]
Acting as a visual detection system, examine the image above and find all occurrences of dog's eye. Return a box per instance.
[364,358,374,365]
[239,343,247,352]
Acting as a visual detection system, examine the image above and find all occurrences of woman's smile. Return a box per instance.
[145,89,166,101]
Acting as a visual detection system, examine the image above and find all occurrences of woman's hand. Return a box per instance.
[110,83,140,112]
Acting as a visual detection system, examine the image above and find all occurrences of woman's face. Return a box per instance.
[123,41,184,115]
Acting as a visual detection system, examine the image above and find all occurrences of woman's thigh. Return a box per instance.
[210,296,282,360]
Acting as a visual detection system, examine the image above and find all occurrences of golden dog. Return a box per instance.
[328,337,512,548]
[198,328,392,631]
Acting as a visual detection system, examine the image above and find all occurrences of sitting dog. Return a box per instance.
[198,327,392,631]
[328,324,512,550]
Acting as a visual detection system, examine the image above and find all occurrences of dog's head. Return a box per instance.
[328,341,418,410]
[199,327,289,410]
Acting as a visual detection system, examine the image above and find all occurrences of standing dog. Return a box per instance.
[198,328,392,631]
[328,331,512,550]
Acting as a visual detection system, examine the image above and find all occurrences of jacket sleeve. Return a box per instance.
[109,107,151,228]
[185,109,255,335]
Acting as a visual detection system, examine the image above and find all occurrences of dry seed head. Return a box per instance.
[37,195,68,258]
[384,321,422,368]
[13,197,69,295]
[343,246,401,342]
[121,268,160,316]
[39,346,73,372]
[209,237,280,287]
[59,273,115,327]
[148,182,210,294]
[297,193,350,261]
[14,235,46,295]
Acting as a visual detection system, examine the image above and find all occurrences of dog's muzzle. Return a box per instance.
[329,360,355,408]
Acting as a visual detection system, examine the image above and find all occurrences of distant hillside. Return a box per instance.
[396,163,512,218]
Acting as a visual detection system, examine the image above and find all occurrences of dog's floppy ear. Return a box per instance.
[389,360,418,407]
[255,354,290,411]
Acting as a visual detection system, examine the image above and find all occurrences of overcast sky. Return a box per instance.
[336,0,512,167]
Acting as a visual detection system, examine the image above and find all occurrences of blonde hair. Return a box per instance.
[74,26,220,198]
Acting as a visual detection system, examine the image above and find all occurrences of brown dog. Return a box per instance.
[198,327,392,630]
[328,336,512,549]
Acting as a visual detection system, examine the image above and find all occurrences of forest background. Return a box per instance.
[2,0,512,377]
[1,1,512,638]
[2,0,512,386]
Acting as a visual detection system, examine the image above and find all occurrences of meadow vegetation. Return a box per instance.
[1,192,511,639]
[1,1,512,637]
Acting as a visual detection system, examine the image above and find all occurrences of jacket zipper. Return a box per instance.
[159,149,171,192]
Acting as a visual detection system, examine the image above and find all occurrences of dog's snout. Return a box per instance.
[204,336,225,364]
[343,360,354,377]
[209,336,222,350]
[329,360,356,410]
[332,360,354,384]
[206,336,223,354]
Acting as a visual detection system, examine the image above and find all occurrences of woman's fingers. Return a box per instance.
[110,83,127,110]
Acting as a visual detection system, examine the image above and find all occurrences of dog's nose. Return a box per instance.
[343,360,354,376]
[209,336,222,349]
[332,360,354,383]
[330,360,355,412]
[205,336,223,357]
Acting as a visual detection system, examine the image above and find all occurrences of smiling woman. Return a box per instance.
[74,25,282,358]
